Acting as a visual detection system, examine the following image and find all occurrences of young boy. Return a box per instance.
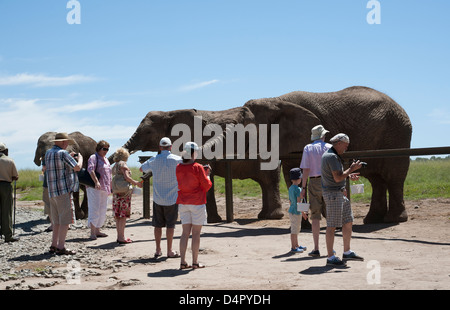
[288,168,308,253]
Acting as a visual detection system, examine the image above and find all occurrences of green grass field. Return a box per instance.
[14,158,450,202]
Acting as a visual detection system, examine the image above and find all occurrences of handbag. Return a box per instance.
[297,199,310,212]
[77,168,100,188]
[112,163,132,194]
[77,154,101,188]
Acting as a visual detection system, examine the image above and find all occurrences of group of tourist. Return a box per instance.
[1,125,363,268]
[288,125,364,267]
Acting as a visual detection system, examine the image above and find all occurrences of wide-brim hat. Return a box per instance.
[0,142,7,152]
[311,125,329,141]
[52,132,75,145]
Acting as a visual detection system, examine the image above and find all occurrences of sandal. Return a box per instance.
[179,262,191,270]
[168,251,180,258]
[192,263,205,269]
[117,238,133,244]
[49,246,57,254]
[56,248,76,255]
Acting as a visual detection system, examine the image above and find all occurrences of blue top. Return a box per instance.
[141,150,182,206]
[288,184,302,215]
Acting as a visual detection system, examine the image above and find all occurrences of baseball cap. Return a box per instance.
[159,137,172,147]
[289,168,302,180]
[184,141,199,152]
[330,133,350,144]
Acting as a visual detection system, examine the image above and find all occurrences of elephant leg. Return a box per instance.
[364,175,388,224]
[384,181,408,223]
[72,191,84,220]
[256,167,284,220]
[206,175,222,223]
[81,186,89,219]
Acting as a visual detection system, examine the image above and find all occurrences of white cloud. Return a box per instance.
[428,108,450,124]
[0,73,98,87]
[178,79,219,92]
[0,98,137,168]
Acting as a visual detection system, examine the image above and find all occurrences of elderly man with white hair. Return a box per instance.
[321,133,364,267]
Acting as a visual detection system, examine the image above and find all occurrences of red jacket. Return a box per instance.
[176,162,212,205]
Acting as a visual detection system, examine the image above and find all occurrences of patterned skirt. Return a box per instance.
[112,193,132,218]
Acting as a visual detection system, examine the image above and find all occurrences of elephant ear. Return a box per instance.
[244,98,321,156]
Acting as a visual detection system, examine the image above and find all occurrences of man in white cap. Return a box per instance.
[140,137,182,258]
[321,133,363,266]
[0,143,19,242]
[300,125,331,257]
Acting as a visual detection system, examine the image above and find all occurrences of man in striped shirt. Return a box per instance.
[44,133,83,255]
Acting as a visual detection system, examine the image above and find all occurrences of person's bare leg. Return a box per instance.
[342,222,353,253]
[180,224,192,267]
[166,227,176,256]
[312,219,320,251]
[326,227,336,257]
[154,227,162,255]
[191,225,203,267]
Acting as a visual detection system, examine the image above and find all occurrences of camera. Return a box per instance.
[353,159,367,168]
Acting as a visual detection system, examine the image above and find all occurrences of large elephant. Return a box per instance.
[245,86,412,223]
[113,107,291,222]
[117,86,411,224]
[34,131,98,219]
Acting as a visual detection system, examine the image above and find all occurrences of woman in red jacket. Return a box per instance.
[176,142,212,270]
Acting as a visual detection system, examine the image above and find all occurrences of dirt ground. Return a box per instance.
[1,194,450,291]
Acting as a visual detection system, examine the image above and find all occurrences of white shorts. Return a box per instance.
[179,204,207,225]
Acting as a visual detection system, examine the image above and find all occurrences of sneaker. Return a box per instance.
[291,247,304,253]
[308,250,320,257]
[298,245,307,251]
[326,256,347,267]
[343,251,364,261]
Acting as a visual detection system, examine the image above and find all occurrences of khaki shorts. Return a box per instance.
[289,213,302,234]
[50,193,75,225]
[308,177,327,220]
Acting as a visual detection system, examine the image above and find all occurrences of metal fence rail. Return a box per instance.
[139,146,450,222]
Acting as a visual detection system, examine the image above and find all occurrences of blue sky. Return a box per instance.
[1,0,449,169]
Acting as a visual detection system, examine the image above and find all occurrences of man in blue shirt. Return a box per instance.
[141,137,182,258]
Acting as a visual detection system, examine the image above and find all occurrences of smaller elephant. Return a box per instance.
[34,131,97,219]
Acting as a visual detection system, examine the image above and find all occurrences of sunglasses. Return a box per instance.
[101,147,109,151]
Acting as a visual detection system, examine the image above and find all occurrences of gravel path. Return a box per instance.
[0,203,131,290]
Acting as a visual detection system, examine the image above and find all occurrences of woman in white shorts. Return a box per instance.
[176,142,212,270]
